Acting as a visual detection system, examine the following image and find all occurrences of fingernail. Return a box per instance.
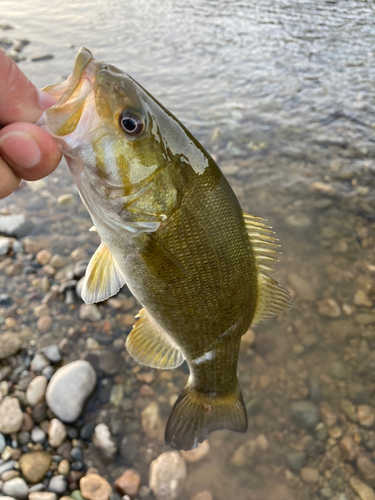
[0,131,42,168]
[37,89,57,111]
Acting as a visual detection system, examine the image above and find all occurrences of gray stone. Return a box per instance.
[287,273,316,301]
[0,238,10,256]
[41,366,54,381]
[31,354,50,373]
[2,478,28,499]
[0,433,5,454]
[0,215,34,239]
[46,360,97,423]
[149,451,187,500]
[0,333,23,360]
[286,451,307,473]
[290,401,320,430]
[48,419,67,448]
[30,54,54,62]
[330,361,346,380]
[40,346,61,364]
[0,461,15,475]
[92,423,117,461]
[0,399,23,434]
[47,475,67,494]
[26,376,47,407]
[79,304,101,322]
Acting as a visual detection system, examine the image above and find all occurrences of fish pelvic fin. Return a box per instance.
[242,212,293,324]
[165,385,247,451]
[81,242,126,304]
[126,308,184,369]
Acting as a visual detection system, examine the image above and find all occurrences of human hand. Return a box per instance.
[0,51,62,199]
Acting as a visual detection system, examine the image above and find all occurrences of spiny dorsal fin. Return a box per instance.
[243,212,293,325]
[81,242,126,304]
[126,308,184,369]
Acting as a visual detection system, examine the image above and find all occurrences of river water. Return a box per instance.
[0,1,375,499]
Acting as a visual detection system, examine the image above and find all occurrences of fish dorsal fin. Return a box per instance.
[126,308,184,369]
[243,212,293,325]
[81,242,126,304]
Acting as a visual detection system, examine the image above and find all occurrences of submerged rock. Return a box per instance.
[0,398,23,433]
[80,474,112,500]
[0,332,23,359]
[290,401,320,430]
[149,451,187,500]
[0,215,35,238]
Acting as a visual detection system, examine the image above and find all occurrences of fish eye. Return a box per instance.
[119,111,145,137]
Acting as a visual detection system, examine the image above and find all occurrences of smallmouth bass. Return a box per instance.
[39,48,293,450]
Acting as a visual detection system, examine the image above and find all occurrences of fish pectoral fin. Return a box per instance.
[243,212,293,324]
[126,308,184,369]
[81,242,126,304]
[165,384,247,451]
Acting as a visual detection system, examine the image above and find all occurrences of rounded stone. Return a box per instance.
[286,451,307,473]
[0,398,23,434]
[181,440,210,463]
[0,333,23,359]
[31,354,50,372]
[48,419,67,448]
[357,405,375,427]
[29,493,57,500]
[46,360,97,423]
[41,345,62,364]
[26,376,48,407]
[357,456,375,487]
[300,467,319,483]
[141,402,163,440]
[92,424,117,462]
[149,451,187,500]
[114,469,141,497]
[80,474,112,500]
[37,316,53,333]
[19,451,51,483]
[36,250,51,265]
[350,476,375,500]
[2,478,29,499]
[191,493,213,500]
[290,401,320,430]
[48,475,67,494]
[79,304,101,322]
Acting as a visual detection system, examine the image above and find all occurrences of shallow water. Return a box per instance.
[1,1,375,499]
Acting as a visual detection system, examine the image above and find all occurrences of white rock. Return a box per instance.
[149,451,187,500]
[29,493,57,500]
[48,419,67,448]
[31,354,50,372]
[0,432,5,453]
[31,427,46,443]
[2,477,29,499]
[0,215,34,238]
[46,360,97,423]
[26,376,48,406]
[79,304,101,322]
[92,423,117,461]
[0,398,23,434]
[48,475,67,494]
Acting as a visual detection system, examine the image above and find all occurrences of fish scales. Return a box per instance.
[39,47,292,450]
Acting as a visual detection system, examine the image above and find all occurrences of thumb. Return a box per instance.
[0,51,56,125]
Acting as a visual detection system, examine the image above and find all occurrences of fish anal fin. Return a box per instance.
[81,242,126,304]
[126,308,184,369]
[243,211,293,324]
[165,385,247,451]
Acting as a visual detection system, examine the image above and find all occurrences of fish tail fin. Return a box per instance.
[165,384,247,450]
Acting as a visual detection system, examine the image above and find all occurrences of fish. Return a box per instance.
[38,47,293,450]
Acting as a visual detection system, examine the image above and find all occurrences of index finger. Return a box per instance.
[0,51,56,125]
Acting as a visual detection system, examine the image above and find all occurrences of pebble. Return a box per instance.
[114,469,141,498]
[29,493,57,500]
[2,478,29,499]
[319,402,337,427]
[0,215,34,238]
[31,354,50,372]
[300,467,319,483]
[71,248,88,261]
[357,405,375,427]
[191,492,213,500]
[149,451,187,500]
[0,433,5,453]
[286,451,307,473]
[330,361,346,380]
[36,250,51,265]
[19,451,51,483]
[317,298,341,317]
[37,316,53,333]
[31,427,46,443]
[341,399,357,422]
[80,474,112,500]
[92,424,117,462]
[50,255,65,269]
[290,401,320,430]
[0,398,23,434]
[339,437,359,461]
[350,476,375,500]
[354,290,372,307]
[141,402,163,440]
[41,345,62,363]
[0,461,15,475]
[286,214,312,227]
[98,351,122,375]
[79,304,101,322]
[181,440,210,462]
[26,376,48,406]
[48,418,67,448]
[30,54,54,62]
[357,456,375,487]
[2,470,20,481]
[48,475,67,494]
[58,459,70,476]
[287,273,316,301]
[46,360,97,423]
[0,333,23,359]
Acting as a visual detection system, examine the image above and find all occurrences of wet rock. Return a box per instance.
[2,470,20,481]
[330,361,346,380]
[48,419,67,447]
[48,475,67,494]
[29,493,57,500]
[317,298,341,317]
[350,476,375,500]
[32,402,47,423]
[98,351,122,375]
[114,469,141,498]
[26,376,47,406]
[0,432,5,453]
[230,440,257,467]
[36,250,51,265]
[0,215,34,238]
[37,316,53,333]
[120,435,138,465]
[0,333,23,359]
[300,467,319,483]
[31,354,50,372]
[46,360,97,423]
[349,384,370,405]
[287,273,316,301]
[286,451,307,473]
[57,459,70,476]
[357,456,375,487]
[30,54,54,62]
[2,478,29,499]
[0,398,23,433]
[181,440,210,462]
[290,401,320,430]
[191,492,213,500]
[320,402,337,428]
[19,451,51,483]
[80,474,112,500]
[31,427,46,443]
[341,399,357,422]
[92,424,117,462]
[354,290,372,307]
[41,345,61,364]
[79,304,101,322]
[357,406,375,427]
[149,451,187,500]
[141,401,163,440]
[50,255,66,269]
[339,437,359,461]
